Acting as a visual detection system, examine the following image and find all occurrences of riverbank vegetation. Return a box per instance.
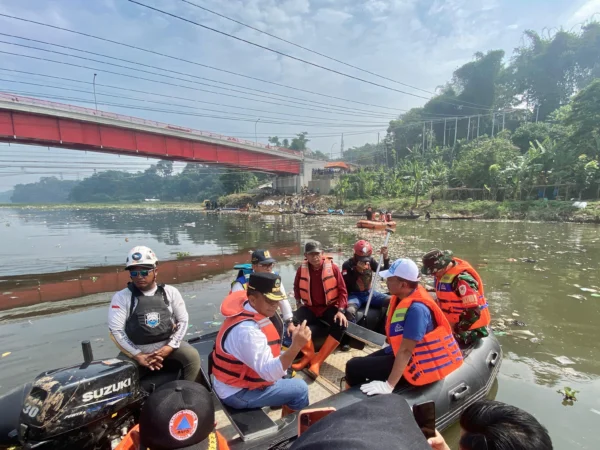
[335,23,600,205]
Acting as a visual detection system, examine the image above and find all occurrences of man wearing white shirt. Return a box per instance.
[108,246,201,381]
[211,273,311,416]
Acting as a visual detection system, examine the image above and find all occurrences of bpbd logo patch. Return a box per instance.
[145,312,160,328]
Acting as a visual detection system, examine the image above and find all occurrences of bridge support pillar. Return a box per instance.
[274,159,326,194]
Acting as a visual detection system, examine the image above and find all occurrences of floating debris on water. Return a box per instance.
[557,386,579,406]
[1,352,11,358]
[568,294,586,301]
[554,356,575,366]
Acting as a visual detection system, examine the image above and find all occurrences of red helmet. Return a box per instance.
[353,240,373,261]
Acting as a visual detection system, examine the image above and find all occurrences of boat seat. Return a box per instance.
[190,337,279,442]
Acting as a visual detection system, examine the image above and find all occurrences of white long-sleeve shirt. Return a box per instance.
[108,284,189,357]
[212,303,286,399]
[231,281,293,321]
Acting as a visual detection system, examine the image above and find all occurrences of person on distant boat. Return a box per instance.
[365,205,374,220]
[230,249,294,336]
[385,211,393,222]
[292,240,348,378]
[342,240,391,324]
[108,246,201,382]
[345,258,462,393]
[211,273,310,415]
[421,249,490,345]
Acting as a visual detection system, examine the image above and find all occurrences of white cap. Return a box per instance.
[379,258,420,282]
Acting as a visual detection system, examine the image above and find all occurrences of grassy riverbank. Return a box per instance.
[2,198,599,222]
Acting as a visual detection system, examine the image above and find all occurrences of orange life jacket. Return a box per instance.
[298,257,339,306]
[211,291,281,390]
[116,425,229,450]
[385,286,463,386]
[434,258,490,329]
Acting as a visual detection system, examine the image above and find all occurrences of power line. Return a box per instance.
[0,88,390,129]
[180,0,491,111]
[0,13,410,114]
[129,0,494,112]
[0,72,398,121]
[0,34,407,119]
[0,79,392,125]
[0,49,406,120]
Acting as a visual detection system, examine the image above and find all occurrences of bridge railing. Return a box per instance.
[0,92,303,158]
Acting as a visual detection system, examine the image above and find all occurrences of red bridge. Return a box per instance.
[0,93,302,174]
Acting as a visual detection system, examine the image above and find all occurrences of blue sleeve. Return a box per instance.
[402,303,432,341]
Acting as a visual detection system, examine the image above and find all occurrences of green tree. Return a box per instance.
[12,177,79,203]
[289,132,310,152]
[564,79,600,158]
[219,169,258,194]
[452,135,519,188]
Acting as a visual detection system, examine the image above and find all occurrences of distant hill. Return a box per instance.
[0,190,13,203]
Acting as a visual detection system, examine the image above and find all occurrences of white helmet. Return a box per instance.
[125,246,158,269]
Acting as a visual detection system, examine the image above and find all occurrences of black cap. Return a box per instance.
[290,396,430,450]
[251,249,277,265]
[304,240,323,253]
[139,380,216,450]
[248,272,286,301]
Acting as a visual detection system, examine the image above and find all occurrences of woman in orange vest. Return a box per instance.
[421,249,491,345]
[345,259,462,394]
[116,380,230,450]
[292,240,349,378]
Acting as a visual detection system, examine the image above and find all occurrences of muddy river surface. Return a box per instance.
[0,207,598,449]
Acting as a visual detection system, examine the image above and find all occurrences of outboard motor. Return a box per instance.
[16,341,144,449]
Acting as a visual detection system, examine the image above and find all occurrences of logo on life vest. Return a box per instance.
[274,278,281,289]
[145,312,160,328]
[394,323,404,333]
[169,410,198,441]
[458,284,467,296]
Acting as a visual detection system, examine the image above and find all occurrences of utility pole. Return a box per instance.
[466,116,471,141]
[502,112,506,131]
[422,123,426,151]
[491,113,495,137]
[429,121,433,150]
[535,104,540,123]
[443,119,447,147]
[340,133,344,158]
[330,142,337,160]
[477,115,480,140]
[93,73,98,111]
[453,117,458,147]
[254,118,261,143]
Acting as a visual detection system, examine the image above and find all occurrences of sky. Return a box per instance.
[0,0,598,191]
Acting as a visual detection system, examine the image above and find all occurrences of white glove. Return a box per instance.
[360,380,394,396]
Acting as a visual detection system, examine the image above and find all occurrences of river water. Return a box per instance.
[0,207,598,449]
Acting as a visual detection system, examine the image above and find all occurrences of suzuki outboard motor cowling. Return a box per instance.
[19,358,140,442]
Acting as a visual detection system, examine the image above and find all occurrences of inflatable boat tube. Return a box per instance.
[356,220,397,229]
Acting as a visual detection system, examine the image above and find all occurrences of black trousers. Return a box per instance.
[293,306,346,342]
[345,348,395,386]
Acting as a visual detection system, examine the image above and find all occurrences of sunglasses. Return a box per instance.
[130,269,154,278]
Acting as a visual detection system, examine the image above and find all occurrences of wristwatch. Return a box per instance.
[338,308,346,314]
